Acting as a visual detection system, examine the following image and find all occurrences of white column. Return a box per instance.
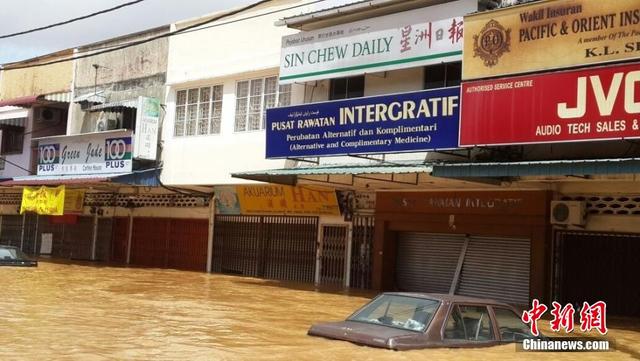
[206,196,216,273]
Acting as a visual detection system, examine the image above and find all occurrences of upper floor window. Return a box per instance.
[0,127,24,155]
[329,75,365,100]
[234,76,291,132]
[424,61,461,89]
[174,85,223,137]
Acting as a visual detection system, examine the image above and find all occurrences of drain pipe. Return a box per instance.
[206,195,216,273]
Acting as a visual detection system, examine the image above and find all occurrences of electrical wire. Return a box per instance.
[0,0,146,39]
[1,0,326,71]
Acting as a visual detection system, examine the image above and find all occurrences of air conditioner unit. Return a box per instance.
[34,107,63,123]
[550,201,586,226]
[95,114,120,132]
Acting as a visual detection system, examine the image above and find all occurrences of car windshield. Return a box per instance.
[348,294,439,332]
[0,247,27,261]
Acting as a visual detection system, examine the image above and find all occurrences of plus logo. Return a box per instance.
[105,137,131,170]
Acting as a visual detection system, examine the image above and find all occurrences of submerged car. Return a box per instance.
[308,292,539,350]
[0,246,37,267]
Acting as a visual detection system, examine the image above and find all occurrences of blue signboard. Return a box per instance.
[266,87,460,158]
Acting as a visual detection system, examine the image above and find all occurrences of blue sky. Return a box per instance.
[0,0,354,65]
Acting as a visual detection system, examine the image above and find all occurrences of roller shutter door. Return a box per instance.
[457,236,531,306]
[396,233,466,293]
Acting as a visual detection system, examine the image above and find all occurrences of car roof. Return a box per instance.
[381,292,514,307]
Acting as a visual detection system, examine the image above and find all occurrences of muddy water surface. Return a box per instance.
[1,261,639,360]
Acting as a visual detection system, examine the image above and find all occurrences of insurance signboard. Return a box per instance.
[278,0,475,84]
[37,130,133,175]
[266,87,460,158]
[463,0,640,80]
[460,62,640,146]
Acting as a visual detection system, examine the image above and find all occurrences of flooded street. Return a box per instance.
[1,261,638,361]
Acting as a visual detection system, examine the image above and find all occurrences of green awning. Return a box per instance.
[232,161,432,185]
[432,158,640,178]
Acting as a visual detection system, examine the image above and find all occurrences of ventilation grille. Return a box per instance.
[85,193,210,208]
[560,195,640,216]
[0,193,22,205]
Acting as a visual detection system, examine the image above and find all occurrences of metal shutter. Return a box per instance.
[457,236,530,306]
[396,233,466,293]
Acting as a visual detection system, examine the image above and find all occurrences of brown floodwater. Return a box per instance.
[1,261,639,361]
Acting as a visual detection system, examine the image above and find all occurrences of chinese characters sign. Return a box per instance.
[133,96,160,160]
[214,185,340,216]
[266,87,460,158]
[463,0,640,80]
[37,130,133,175]
[279,0,475,84]
[20,186,66,216]
[460,62,640,146]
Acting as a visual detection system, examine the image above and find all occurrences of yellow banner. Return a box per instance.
[217,185,340,216]
[64,190,85,213]
[20,186,66,215]
[463,0,640,80]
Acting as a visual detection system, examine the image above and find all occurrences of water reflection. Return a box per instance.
[0,261,638,360]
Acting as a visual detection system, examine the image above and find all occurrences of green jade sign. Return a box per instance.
[278,0,476,84]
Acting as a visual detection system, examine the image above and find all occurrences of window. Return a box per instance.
[424,61,462,89]
[444,305,494,341]
[492,307,536,341]
[329,75,365,100]
[0,127,24,154]
[234,76,291,132]
[348,294,439,332]
[174,85,223,137]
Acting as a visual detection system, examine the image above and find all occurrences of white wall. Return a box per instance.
[0,107,32,178]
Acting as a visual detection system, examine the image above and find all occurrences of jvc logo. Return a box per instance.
[38,144,59,164]
[557,70,640,119]
[105,138,128,161]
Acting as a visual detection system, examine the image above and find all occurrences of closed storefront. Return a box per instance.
[396,233,531,305]
[0,215,25,248]
[130,218,208,271]
[375,191,550,306]
[63,216,94,260]
[212,215,318,283]
[555,232,640,317]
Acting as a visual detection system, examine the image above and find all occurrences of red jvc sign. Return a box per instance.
[460,62,640,146]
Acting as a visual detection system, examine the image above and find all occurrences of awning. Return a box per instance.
[431,158,640,178]
[86,99,137,112]
[0,117,26,127]
[232,161,432,186]
[0,92,73,108]
[43,91,72,103]
[73,91,105,104]
[111,168,160,186]
[2,168,161,187]
[0,95,39,108]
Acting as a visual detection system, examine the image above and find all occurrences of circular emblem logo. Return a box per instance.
[473,19,511,67]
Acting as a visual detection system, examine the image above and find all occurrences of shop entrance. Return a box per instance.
[317,225,349,286]
[396,232,531,306]
[555,232,640,317]
[212,216,318,283]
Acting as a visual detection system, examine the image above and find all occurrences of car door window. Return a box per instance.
[493,307,536,341]
[444,305,494,341]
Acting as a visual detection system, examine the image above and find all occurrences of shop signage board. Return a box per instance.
[460,62,640,146]
[463,0,640,80]
[37,130,133,175]
[133,96,160,161]
[214,185,340,216]
[266,87,460,158]
[278,0,475,84]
